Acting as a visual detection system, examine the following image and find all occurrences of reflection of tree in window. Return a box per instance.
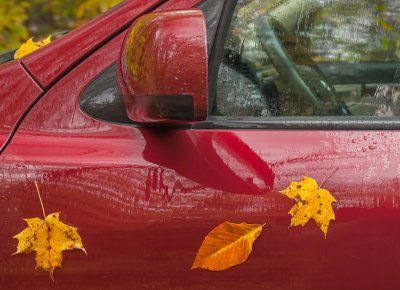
[311,0,400,62]
[215,0,400,118]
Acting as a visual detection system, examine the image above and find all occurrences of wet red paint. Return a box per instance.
[0,60,43,152]
[155,0,203,11]
[1,0,400,289]
[119,9,208,123]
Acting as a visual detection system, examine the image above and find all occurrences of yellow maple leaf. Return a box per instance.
[13,212,86,280]
[191,221,264,271]
[14,36,51,59]
[280,176,336,237]
[13,182,86,281]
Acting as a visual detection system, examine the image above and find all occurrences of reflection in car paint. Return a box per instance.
[141,129,275,196]
[145,167,206,202]
[374,84,400,116]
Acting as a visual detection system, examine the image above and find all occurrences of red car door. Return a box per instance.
[1,0,400,289]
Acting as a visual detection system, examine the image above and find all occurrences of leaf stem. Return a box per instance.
[319,156,338,189]
[34,181,46,219]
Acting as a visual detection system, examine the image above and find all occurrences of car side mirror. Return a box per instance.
[118,9,208,124]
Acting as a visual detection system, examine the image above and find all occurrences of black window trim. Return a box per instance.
[206,0,237,116]
[193,116,400,130]
[195,0,400,131]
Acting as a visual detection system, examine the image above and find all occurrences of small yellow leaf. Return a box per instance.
[14,36,51,59]
[280,176,336,237]
[13,212,86,280]
[191,221,263,271]
[378,18,393,31]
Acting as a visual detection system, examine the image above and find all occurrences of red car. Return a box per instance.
[1,0,400,288]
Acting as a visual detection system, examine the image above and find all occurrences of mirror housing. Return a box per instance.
[118,9,208,124]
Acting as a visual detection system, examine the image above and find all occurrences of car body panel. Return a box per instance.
[2,0,400,289]
[0,60,43,153]
[155,0,205,11]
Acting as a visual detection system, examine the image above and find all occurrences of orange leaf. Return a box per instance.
[191,221,264,271]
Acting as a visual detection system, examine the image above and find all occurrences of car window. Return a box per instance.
[213,0,400,118]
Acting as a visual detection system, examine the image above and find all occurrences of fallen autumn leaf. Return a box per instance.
[14,36,51,59]
[191,221,264,271]
[13,182,86,281]
[280,176,336,237]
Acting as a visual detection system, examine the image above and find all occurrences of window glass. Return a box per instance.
[214,0,400,118]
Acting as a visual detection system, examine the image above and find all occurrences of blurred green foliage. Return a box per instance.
[0,0,124,53]
[311,0,400,62]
